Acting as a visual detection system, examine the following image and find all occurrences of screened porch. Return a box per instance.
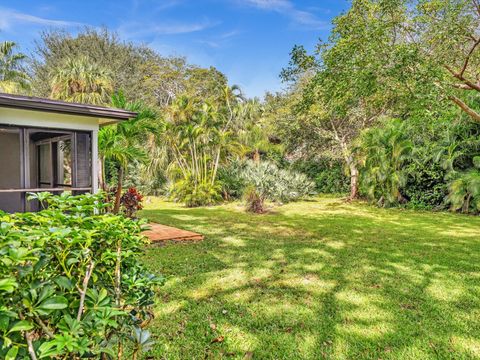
[0,126,93,212]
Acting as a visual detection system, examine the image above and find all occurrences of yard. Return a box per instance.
[141,197,480,359]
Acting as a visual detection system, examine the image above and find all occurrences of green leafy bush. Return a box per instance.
[241,161,315,212]
[169,177,222,207]
[217,160,247,200]
[356,120,413,207]
[292,159,349,194]
[403,162,448,210]
[0,192,162,359]
[447,157,480,214]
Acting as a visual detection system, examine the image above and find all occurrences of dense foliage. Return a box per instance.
[0,193,161,359]
[5,1,480,214]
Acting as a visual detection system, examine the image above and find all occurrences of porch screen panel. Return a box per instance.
[0,128,22,212]
[74,133,91,189]
[38,144,51,188]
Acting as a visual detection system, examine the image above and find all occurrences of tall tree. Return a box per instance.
[31,28,156,102]
[281,0,410,198]
[50,56,113,105]
[0,41,29,93]
[415,0,480,122]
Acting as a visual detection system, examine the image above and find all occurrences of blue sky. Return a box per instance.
[0,0,349,98]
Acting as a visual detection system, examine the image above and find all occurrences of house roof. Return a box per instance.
[0,92,137,121]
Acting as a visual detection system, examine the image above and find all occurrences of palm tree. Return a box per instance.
[50,56,113,105]
[355,120,413,207]
[0,41,29,93]
[99,93,157,213]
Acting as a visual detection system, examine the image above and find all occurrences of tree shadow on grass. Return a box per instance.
[139,200,480,359]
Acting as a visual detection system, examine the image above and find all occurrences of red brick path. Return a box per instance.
[143,223,204,243]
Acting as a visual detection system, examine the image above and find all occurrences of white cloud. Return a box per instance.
[118,19,218,39]
[242,0,327,29]
[0,7,84,31]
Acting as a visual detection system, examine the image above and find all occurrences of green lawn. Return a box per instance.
[139,197,480,359]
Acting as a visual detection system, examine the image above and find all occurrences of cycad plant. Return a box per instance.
[447,157,480,213]
[355,119,413,207]
[0,41,29,93]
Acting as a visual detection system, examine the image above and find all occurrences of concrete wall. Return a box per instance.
[0,130,22,212]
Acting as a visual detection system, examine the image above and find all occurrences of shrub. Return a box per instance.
[403,162,448,209]
[217,160,247,200]
[292,159,349,194]
[447,157,480,214]
[0,192,162,359]
[121,187,144,218]
[241,161,315,213]
[169,177,222,207]
[356,120,413,207]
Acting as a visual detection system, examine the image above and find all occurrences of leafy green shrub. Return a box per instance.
[169,177,222,207]
[356,120,413,207]
[292,159,349,194]
[447,157,480,214]
[217,160,247,200]
[241,161,315,212]
[0,192,162,359]
[403,162,448,209]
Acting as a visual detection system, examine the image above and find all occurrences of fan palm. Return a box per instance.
[0,41,29,93]
[50,56,113,105]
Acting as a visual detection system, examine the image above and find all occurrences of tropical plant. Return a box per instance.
[292,158,350,194]
[99,93,157,213]
[50,56,113,105]
[241,161,315,213]
[162,87,243,206]
[217,159,247,200]
[0,41,29,93]
[356,120,413,207]
[447,156,480,213]
[0,192,162,359]
[120,187,144,218]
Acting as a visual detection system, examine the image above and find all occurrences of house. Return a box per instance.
[0,92,137,213]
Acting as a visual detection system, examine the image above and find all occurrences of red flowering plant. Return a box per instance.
[120,187,144,218]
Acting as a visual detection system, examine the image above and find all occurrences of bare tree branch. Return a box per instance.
[449,95,480,122]
[445,65,480,92]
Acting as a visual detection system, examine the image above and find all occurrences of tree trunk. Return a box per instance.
[113,167,123,214]
[347,156,359,200]
[253,149,260,163]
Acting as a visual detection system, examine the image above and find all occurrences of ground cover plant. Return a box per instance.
[0,193,161,359]
[141,197,480,359]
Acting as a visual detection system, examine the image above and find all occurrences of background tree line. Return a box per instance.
[2,0,480,214]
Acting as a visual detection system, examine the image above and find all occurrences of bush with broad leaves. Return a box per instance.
[0,192,163,359]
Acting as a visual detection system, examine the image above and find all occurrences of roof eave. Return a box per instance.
[0,93,138,121]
